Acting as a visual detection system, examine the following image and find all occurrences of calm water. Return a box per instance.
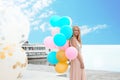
[82,45,120,72]
[28,45,120,72]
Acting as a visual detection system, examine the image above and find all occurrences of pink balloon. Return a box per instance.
[44,36,57,49]
[65,47,78,60]
[59,41,69,50]
[51,27,60,36]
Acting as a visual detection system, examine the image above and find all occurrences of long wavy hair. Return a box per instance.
[72,26,82,44]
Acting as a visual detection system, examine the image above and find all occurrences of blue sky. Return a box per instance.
[15,0,120,44]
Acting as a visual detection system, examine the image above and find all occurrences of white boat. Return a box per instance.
[22,43,50,60]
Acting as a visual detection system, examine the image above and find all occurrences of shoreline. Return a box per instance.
[27,64,120,73]
[23,64,120,80]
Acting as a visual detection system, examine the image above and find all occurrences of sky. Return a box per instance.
[1,0,120,44]
[50,0,120,45]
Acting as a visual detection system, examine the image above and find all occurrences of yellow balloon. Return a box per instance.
[56,50,68,62]
[55,62,68,73]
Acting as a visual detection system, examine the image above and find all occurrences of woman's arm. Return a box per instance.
[70,37,77,48]
[77,52,84,69]
[70,37,84,69]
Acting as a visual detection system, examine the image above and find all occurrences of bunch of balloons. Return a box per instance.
[44,15,78,73]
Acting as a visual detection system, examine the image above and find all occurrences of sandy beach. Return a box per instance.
[23,64,120,80]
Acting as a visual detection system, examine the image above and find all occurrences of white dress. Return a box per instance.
[70,39,86,80]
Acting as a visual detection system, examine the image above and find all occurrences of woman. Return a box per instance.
[69,26,86,80]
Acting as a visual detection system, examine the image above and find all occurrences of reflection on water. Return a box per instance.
[28,58,49,65]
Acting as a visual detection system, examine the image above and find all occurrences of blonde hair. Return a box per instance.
[72,26,82,44]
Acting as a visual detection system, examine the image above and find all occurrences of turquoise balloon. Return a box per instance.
[53,33,67,47]
[60,25,73,39]
[47,51,58,64]
[49,15,61,27]
[57,16,72,27]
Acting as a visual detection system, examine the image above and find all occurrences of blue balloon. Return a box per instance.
[57,16,72,27]
[53,33,67,47]
[60,25,73,40]
[47,51,58,64]
[49,15,61,27]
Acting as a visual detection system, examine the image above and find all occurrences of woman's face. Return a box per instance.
[73,27,79,36]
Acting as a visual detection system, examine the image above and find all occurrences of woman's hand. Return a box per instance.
[67,59,71,65]
[80,62,84,69]
[68,61,71,65]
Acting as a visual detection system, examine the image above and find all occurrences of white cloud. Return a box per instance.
[39,11,54,19]
[33,0,53,11]
[14,0,55,32]
[48,27,55,31]
[93,24,107,30]
[31,20,41,26]
[80,24,107,35]
[80,25,92,35]
[17,0,55,17]
[17,0,26,3]
[0,0,14,7]
[33,27,39,30]
[39,22,49,32]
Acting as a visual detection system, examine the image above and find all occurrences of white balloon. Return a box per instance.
[0,1,28,80]
[0,44,28,80]
[0,2,30,44]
